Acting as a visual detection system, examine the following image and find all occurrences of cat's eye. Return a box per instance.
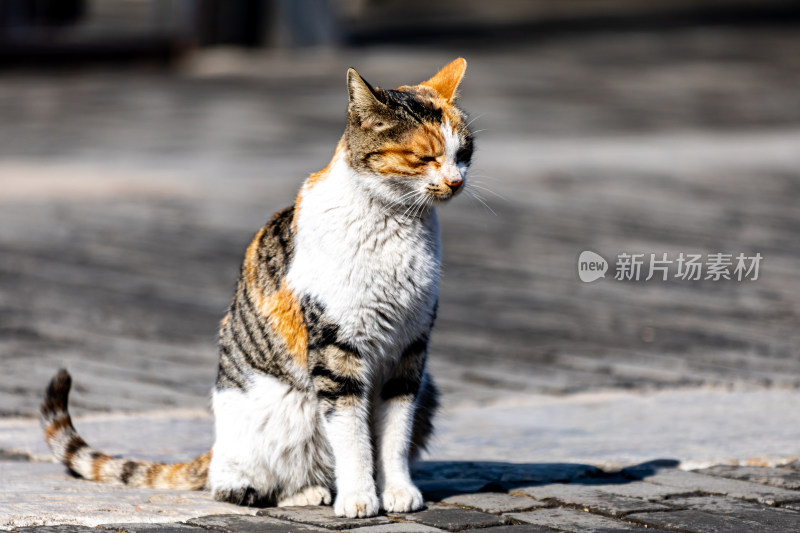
[420,155,438,163]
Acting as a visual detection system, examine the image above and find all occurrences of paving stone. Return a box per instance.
[629,510,795,533]
[14,524,97,533]
[187,513,329,532]
[506,509,654,532]
[476,526,556,533]
[99,524,208,533]
[665,496,800,530]
[258,506,392,530]
[342,522,445,532]
[440,492,545,514]
[395,506,506,531]
[623,468,800,505]
[512,484,671,517]
[587,480,695,501]
[697,465,800,490]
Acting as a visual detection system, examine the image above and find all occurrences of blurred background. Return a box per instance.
[1,0,800,416]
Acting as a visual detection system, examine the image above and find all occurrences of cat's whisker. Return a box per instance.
[465,189,497,216]
[464,113,485,129]
[400,193,425,220]
[467,183,506,201]
[386,190,421,214]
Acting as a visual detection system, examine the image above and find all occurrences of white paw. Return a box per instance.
[278,485,332,507]
[334,489,380,518]
[381,483,424,513]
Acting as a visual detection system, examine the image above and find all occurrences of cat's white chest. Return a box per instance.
[287,163,440,357]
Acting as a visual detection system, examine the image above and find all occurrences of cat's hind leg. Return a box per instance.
[277,485,332,507]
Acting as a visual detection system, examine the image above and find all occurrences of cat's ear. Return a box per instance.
[347,68,391,130]
[421,58,467,103]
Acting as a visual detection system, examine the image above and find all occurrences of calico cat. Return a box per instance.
[40,58,473,519]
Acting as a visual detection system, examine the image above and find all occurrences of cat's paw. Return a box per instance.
[381,483,424,513]
[278,485,332,507]
[334,489,380,518]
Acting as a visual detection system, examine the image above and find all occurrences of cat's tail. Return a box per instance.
[40,369,210,490]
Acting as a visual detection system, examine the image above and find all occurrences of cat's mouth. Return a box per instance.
[425,182,463,202]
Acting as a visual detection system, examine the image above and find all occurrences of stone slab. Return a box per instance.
[343,523,445,533]
[629,510,794,533]
[697,465,800,490]
[187,514,329,532]
[394,507,506,532]
[0,462,256,528]
[585,479,696,501]
[258,506,392,530]
[99,524,208,533]
[14,524,97,533]
[513,484,671,517]
[623,468,800,505]
[666,496,800,530]
[477,527,555,533]
[440,493,544,514]
[506,509,653,532]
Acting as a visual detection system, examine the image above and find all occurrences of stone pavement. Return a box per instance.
[5,459,800,532]
[3,20,800,533]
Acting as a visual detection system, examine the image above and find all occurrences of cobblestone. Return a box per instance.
[393,506,507,531]
[342,523,445,533]
[697,465,800,490]
[99,524,208,533]
[7,463,800,531]
[513,483,672,517]
[506,508,662,532]
[666,496,800,530]
[624,467,800,505]
[628,510,789,533]
[187,514,329,532]
[440,493,545,514]
[258,506,392,530]
[476,526,555,533]
[12,524,97,533]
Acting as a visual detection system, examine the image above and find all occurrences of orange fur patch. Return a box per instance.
[371,123,445,177]
[264,283,308,368]
[243,226,267,287]
[44,415,70,441]
[91,453,111,481]
[421,58,467,102]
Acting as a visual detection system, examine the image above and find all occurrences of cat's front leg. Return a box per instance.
[311,344,379,518]
[375,340,428,513]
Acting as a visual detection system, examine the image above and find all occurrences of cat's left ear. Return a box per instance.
[421,58,467,103]
[347,68,393,130]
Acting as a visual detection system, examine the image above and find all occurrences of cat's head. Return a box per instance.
[343,58,473,211]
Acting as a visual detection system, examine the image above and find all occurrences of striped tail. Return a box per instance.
[40,369,210,490]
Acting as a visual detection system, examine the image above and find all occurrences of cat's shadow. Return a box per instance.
[411,458,680,500]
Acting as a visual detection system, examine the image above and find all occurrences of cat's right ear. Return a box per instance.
[347,68,391,130]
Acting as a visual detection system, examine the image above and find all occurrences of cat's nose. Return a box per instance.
[445,176,463,192]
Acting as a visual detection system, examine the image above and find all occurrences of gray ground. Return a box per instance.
[2,24,800,531]
[2,26,800,416]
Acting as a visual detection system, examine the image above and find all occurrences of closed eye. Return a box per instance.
[419,155,438,163]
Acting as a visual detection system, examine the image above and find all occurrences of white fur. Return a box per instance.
[288,155,441,516]
[211,138,452,516]
[209,372,333,502]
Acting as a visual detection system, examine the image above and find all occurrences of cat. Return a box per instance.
[40,58,474,519]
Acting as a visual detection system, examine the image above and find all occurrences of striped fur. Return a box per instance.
[41,369,209,490]
[40,58,472,519]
